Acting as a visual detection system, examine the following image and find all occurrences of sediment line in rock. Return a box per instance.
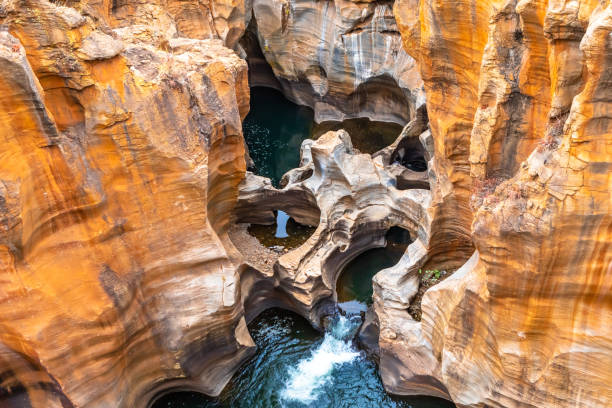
[372,0,612,407]
[235,119,434,328]
[246,0,425,124]
[0,2,253,407]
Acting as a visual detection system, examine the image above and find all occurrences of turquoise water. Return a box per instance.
[154,89,453,408]
[153,309,455,408]
[242,87,314,186]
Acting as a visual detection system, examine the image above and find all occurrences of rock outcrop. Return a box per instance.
[0,1,253,407]
[1,0,611,407]
[83,0,247,49]
[373,0,612,407]
[248,0,424,124]
[235,129,431,326]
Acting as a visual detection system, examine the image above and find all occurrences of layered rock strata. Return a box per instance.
[1,0,611,407]
[249,0,425,124]
[52,0,248,50]
[235,128,432,326]
[373,0,612,407]
[0,1,253,407]
[0,0,428,406]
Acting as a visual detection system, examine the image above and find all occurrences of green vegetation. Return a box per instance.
[418,268,443,283]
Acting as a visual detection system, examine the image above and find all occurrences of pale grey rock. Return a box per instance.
[78,31,124,61]
[53,5,86,28]
[249,0,425,124]
[236,128,433,326]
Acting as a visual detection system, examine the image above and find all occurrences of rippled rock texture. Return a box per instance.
[2,0,611,407]
[0,1,252,407]
[374,0,612,407]
[235,127,431,326]
[248,0,424,124]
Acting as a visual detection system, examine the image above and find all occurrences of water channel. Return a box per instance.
[155,86,454,408]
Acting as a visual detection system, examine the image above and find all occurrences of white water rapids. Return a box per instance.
[281,314,361,404]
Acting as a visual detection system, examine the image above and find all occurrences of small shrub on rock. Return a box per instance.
[537,113,568,153]
[471,176,506,210]
[419,268,445,284]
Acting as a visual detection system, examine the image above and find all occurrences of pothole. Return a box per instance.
[312,118,403,154]
[150,308,456,408]
[242,87,314,187]
[336,227,412,309]
[247,210,316,251]
[390,135,428,172]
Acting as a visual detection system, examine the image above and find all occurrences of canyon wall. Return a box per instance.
[374,0,612,407]
[0,1,253,407]
[248,0,424,124]
[0,0,610,407]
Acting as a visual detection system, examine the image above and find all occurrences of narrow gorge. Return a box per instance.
[0,0,610,408]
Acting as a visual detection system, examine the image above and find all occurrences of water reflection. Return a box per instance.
[248,213,315,250]
[275,210,290,239]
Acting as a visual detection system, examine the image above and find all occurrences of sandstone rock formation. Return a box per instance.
[373,0,612,407]
[234,129,431,326]
[1,0,610,407]
[81,0,247,50]
[248,0,425,124]
[0,1,253,407]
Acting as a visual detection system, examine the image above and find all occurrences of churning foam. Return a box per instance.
[281,315,360,404]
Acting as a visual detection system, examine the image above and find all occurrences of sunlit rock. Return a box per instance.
[374,0,612,407]
[249,0,425,124]
[0,2,251,407]
[236,127,432,326]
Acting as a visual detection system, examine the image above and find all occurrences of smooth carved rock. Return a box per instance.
[373,105,430,190]
[77,31,125,60]
[375,0,612,407]
[236,129,432,326]
[250,0,425,124]
[0,2,253,407]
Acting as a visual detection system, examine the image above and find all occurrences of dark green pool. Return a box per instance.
[336,227,412,305]
[243,87,405,186]
[153,309,454,408]
[153,228,454,408]
[242,87,315,186]
[312,118,403,154]
[154,88,455,408]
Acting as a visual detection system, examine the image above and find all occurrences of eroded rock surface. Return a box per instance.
[249,0,425,124]
[373,0,612,407]
[1,0,610,407]
[0,2,252,407]
[235,128,432,326]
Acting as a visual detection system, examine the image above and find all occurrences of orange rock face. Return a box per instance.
[375,0,612,407]
[1,0,610,407]
[0,1,252,407]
